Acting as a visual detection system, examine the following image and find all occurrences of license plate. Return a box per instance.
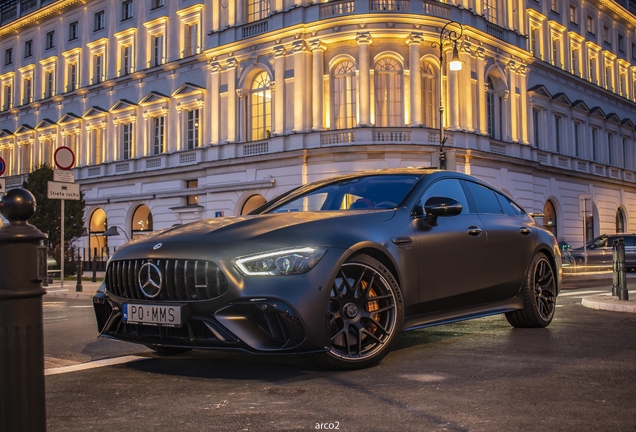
[123,303,182,327]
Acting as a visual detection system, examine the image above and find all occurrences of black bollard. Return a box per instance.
[617,239,629,301]
[0,188,47,431]
[612,239,620,297]
[76,254,83,292]
[92,253,97,283]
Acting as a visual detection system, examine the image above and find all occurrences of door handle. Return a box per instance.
[467,227,482,236]
[519,227,532,235]
[391,237,413,247]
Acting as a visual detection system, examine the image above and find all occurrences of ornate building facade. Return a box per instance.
[0,0,635,252]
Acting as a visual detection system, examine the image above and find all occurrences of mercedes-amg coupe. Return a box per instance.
[93,169,561,369]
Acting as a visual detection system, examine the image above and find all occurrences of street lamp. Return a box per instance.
[433,20,464,170]
[103,225,130,242]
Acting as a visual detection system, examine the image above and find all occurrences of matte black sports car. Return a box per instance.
[93,169,561,369]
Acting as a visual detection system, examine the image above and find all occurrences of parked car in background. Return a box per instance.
[571,234,636,270]
[559,241,574,267]
[93,169,561,369]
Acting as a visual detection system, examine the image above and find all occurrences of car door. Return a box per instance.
[462,181,536,301]
[413,178,489,313]
[586,236,611,265]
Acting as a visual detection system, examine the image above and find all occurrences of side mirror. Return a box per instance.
[423,196,462,226]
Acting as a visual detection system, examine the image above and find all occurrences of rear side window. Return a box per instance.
[496,193,524,216]
[464,181,503,214]
[614,235,635,247]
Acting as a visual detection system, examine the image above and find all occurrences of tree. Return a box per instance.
[23,164,85,275]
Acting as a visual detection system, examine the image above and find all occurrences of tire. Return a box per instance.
[505,252,557,328]
[146,345,192,356]
[314,254,404,370]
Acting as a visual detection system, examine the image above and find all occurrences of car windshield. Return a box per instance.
[261,175,422,213]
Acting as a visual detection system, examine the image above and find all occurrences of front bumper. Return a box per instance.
[93,248,342,354]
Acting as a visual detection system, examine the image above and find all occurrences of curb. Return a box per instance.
[44,285,99,300]
[581,295,636,314]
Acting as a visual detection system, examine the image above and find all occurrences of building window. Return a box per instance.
[622,137,629,170]
[486,76,502,140]
[122,1,133,20]
[151,0,164,10]
[94,11,105,31]
[587,15,594,34]
[603,25,610,44]
[550,35,562,68]
[91,127,105,165]
[374,58,403,127]
[533,109,541,149]
[574,122,580,158]
[68,63,77,91]
[121,45,132,76]
[93,53,104,84]
[483,0,497,24]
[186,109,200,149]
[555,115,562,153]
[605,63,613,91]
[184,23,198,57]
[543,200,557,237]
[45,71,55,98]
[571,46,579,76]
[530,27,541,58]
[550,0,559,14]
[618,34,625,53]
[619,72,626,97]
[4,48,12,65]
[421,61,437,128]
[608,132,614,166]
[632,42,636,60]
[588,54,597,84]
[186,179,198,205]
[151,34,164,67]
[21,144,32,174]
[122,123,132,160]
[591,127,598,161]
[569,4,577,24]
[151,116,165,155]
[24,40,32,58]
[3,84,12,110]
[332,60,357,130]
[69,21,79,40]
[45,31,55,49]
[41,138,52,166]
[247,0,270,23]
[23,77,32,104]
[616,208,625,233]
[250,71,272,140]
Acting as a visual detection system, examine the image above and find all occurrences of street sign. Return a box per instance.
[0,156,5,176]
[0,178,5,194]
[54,169,75,183]
[47,181,80,200]
[54,146,75,170]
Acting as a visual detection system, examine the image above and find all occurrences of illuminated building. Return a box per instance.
[0,0,635,251]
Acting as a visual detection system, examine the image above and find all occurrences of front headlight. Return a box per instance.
[235,247,328,276]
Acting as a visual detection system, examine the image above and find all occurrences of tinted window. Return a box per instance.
[611,235,635,247]
[496,193,524,216]
[464,181,503,214]
[420,178,469,212]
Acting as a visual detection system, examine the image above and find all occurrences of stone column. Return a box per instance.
[209,61,221,144]
[237,89,246,142]
[408,33,423,127]
[357,33,372,126]
[226,58,238,142]
[292,40,306,133]
[310,40,326,131]
[508,60,518,142]
[273,46,286,135]
[518,64,529,144]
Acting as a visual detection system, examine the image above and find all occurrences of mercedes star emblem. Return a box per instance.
[138,262,162,298]
[153,243,162,250]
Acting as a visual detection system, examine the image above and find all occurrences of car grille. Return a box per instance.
[105,259,229,301]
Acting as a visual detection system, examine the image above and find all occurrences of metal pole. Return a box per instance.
[618,238,629,301]
[76,254,83,292]
[92,252,97,283]
[0,188,47,431]
[61,198,64,287]
[612,239,619,297]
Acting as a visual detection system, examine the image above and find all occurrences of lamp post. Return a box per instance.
[103,225,130,242]
[433,20,463,170]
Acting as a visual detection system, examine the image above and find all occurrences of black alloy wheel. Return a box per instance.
[506,252,557,328]
[317,254,403,370]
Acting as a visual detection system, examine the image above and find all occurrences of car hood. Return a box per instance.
[120,210,395,250]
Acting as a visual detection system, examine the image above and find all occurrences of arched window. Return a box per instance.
[250,71,272,141]
[421,60,437,128]
[247,0,269,23]
[332,60,357,130]
[241,194,267,215]
[543,200,557,237]
[486,76,503,140]
[131,205,153,238]
[374,58,403,127]
[89,208,108,259]
[616,208,626,233]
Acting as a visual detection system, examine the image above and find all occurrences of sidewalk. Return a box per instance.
[581,293,636,313]
[44,280,101,300]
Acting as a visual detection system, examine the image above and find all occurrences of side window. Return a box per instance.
[496,192,524,216]
[420,179,470,212]
[464,181,503,214]
[622,236,636,247]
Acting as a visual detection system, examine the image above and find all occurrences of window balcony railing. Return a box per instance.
[373,128,411,143]
[369,0,409,12]
[321,130,355,146]
[319,0,355,19]
[422,0,451,19]
[242,20,268,39]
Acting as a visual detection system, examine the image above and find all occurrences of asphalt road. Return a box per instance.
[43,284,636,432]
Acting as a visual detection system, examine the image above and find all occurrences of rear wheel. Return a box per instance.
[315,254,403,370]
[506,252,557,328]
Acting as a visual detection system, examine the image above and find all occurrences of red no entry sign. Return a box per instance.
[0,156,5,176]
[54,146,75,170]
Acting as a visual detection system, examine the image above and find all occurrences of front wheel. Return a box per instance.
[315,254,404,370]
[505,252,557,328]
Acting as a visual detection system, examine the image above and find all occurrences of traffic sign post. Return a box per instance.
[50,146,76,288]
